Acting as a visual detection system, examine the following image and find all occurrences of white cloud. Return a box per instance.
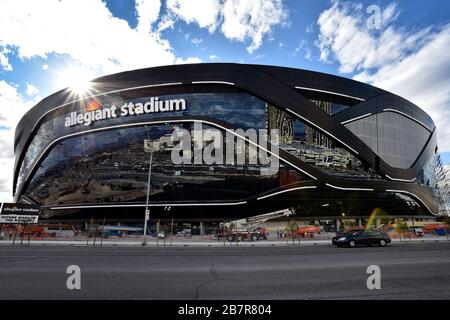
[0,162,12,189]
[156,13,177,32]
[191,38,203,45]
[136,0,162,33]
[0,0,182,75]
[26,83,39,96]
[0,135,13,158]
[0,80,38,158]
[221,0,288,53]
[175,57,202,64]
[360,26,450,151]
[316,1,450,152]
[0,47,12,71]
[0,81,39,202]
[166,0,222,32]
[0,80,36,132]
[209,54,220,61]
[164,0,288,54]
[293,40,312,60]
[0,0,287,75]
[381,3,400,24]
[317,1,433,73]
[0,157,14,202]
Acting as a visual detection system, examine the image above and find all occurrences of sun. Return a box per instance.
[70,78,92,95]
[58,65,96,96]
[69,68,94,95]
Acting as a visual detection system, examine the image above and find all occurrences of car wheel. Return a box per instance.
[379,239,387,247]
[251,234,258,242]
[236,235,243,242]
[227,235,234,242]
[349,240,356,248]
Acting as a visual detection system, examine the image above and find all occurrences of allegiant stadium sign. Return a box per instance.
[64,97,187,127]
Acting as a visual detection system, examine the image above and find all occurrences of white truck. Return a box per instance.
[218,208,296,242]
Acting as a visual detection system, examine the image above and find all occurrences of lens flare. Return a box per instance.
[366,208,391,230]
[57,65,96,96]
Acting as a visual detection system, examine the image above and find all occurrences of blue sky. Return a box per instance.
[0,0,450,200]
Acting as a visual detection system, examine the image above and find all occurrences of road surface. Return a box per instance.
[0,242,449,299]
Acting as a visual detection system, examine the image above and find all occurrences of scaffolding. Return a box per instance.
[434,154,450,216]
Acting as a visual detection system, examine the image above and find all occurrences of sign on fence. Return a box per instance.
[0,203,41,224]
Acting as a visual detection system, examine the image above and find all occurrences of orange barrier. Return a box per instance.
[423,224,449,234]
[297,226,321,236]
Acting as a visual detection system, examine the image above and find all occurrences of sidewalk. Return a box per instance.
[0,237,448,247]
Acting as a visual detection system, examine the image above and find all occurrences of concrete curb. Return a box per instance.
[0,240,331,247]
[0,238,448,247]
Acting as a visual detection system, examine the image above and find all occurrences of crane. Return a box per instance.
[218,208,296,242]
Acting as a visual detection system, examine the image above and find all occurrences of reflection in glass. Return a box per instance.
[18,93,384,197]
[25,124,307,206]
[17,92,267,193]
[267,103,380,180]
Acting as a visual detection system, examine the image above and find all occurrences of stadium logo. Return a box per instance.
[83,99,103,112]
[64,97,187,127]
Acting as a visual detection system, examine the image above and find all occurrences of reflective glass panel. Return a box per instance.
[25,123,307,206]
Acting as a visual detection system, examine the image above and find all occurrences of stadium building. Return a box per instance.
[13,64,440,225]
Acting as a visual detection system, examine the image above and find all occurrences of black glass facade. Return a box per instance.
[13,64,439,219]
[25,123,307,206]
[18,92,376,196]
[345,112,431,169]
[17,92,267,191]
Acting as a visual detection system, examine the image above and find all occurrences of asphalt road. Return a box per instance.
[0,242,449,300]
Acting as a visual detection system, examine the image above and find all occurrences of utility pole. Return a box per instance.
[143,128,154,246]
[170,218,174,246]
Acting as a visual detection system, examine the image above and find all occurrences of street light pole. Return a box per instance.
[143,129,153,246]
[338,201,345,232]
